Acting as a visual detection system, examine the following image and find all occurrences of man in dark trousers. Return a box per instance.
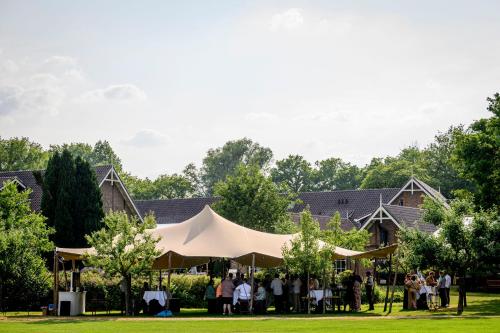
[365,271,375,310]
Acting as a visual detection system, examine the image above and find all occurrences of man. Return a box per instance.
[270,273,284,314]
[233,272,242,287]
[437,271,447,308]
[292,275,302,313]
[444,272,451,307]
[221,273,235,315]
[365,271,375,310]
[234,278,252,313]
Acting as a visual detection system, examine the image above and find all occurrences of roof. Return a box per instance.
[0,176,26,190]
[388,177,449,208]
[289,212,359,231]
[135,197,217,224]
[291,188,400,221]
[382,204,438,234]
[0,165,113,212]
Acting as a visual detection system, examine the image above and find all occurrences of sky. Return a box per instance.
[1,1,499,178]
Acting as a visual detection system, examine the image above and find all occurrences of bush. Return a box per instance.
[166,274,220,308]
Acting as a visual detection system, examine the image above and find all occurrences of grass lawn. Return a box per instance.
[1,291,499,333]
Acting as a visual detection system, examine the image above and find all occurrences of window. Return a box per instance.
[335,259,347,274]
[380,227,389,246]
[399,198,404,206]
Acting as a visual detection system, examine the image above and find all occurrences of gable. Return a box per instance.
[388,177,449,208]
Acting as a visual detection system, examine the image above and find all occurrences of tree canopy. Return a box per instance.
[213,164,294,233]
[0,137,49,171]
[85,212,160,315]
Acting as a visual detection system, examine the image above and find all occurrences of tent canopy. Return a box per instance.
[350,244,398,259]
[54,205,396,268]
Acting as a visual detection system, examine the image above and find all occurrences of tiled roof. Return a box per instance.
[382,204,438,234]
[413,178,448,205]
[135,197,217,224]
[291,188,400,221]
[0,165,113,212]
[0,176,25,189]
[289,212,358,231]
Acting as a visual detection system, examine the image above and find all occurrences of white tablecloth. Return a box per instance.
[308,289,333,305]
[143,291,168,307]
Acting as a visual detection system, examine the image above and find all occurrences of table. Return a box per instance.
[58,291,86,316]
[143,291,168,307]
[308,289,333,306]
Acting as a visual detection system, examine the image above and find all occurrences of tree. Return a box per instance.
[282,209,334,313]
[41,150,104,247]
[322,211,369,251]
[73,157,104,247]
[213,164,293,233]
[452,93,500,209]
[397,227,444,273]
[0,137,49,171]
[271,155,314,193]
[119,172,157,200]
[91,140,123,171]
[0,181,54,310]
[314,158,363,191]
[153,174,196,199]
[49,142,94,162]
[85,212,160,315]
[361,146,430,189]
[201,138,273,195]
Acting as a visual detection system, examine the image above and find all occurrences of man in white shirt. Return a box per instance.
[270,274,284,313]
[444,273,451,307]
[234,278,252,313]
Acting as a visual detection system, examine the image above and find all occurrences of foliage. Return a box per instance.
[452,93,500,209]
[50,140,123,171]
[282,209,334,280]
[167,275,221,308]
[421,196,447,226]
[0,182,54,310]
[213,164,294,233]
[397,227,444,272]
[0,137,49,171]
[201,138,273,195]
[313,158,363,190]
[271,155,314,193]
[85,212,160,315]
[41,150,104,247]
[322,211,370,251]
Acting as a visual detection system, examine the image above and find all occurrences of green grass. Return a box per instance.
[1,291,499,333]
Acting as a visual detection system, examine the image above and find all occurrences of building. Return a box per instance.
[0,165,141,219]
[1,165,441,252]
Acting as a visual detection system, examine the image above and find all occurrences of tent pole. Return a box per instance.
[388,254,399,314]
[249,253,255,313]
[383,254,392,312]
[53,251,59,314]
[167,252,172,310]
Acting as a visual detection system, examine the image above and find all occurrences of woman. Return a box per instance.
[205,279,217,314]
[405,275,420,310]
[254,281,267,314]
[403,273,411,310]
[353,274,362,312]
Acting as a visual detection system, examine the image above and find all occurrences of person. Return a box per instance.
[270,273,284,314]
[221,273,235,315]
[444,272,451,307]
[215,280,223,314]
[365,271,374,311]
[292,275,302,313]
[264,274,272,307]
[233,272,242,287]
[403,273,411,310]
[141,282,150,314]
[235,278,252,313]
[438,271,447,308]
[405,275,419,310]
[205,279,217,314]
[344,274,354,312]
[283,275,292,313]
[353,274,362,312]
[254,281,267,314]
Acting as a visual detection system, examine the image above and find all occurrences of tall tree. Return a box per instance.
[73,157,104,247]
[314,158,363,191]
[91,140,123,171]
[49,142,94,162]
[322,211,370,250]
[0,181,54,310]
[119,172,156,200]
[0,137,49,171]
[85,212,160,315]
[271,155,314,193]
[213,164,293,232]
[201,138,273,195]
[41,150,104,247]
[153,173,196,199]
[452,93,500,209]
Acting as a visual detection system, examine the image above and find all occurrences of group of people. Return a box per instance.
[404,270,451,310]
[205,270,377,315]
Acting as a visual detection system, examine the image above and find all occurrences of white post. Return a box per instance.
[249,253,255,313]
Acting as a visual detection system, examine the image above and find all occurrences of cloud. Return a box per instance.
[122,129,169,147]
[244,112,278,120]
[43,55,78,68]
[80,84,147,102]
[270,8,304,31]
[0,84,64,116]
[293,111,348,122]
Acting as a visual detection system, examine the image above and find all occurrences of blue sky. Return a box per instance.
[1,1,499,178]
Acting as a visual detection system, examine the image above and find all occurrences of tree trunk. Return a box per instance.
[457,275,466,315]
[307,270,310,315]
[124,274,132,316]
